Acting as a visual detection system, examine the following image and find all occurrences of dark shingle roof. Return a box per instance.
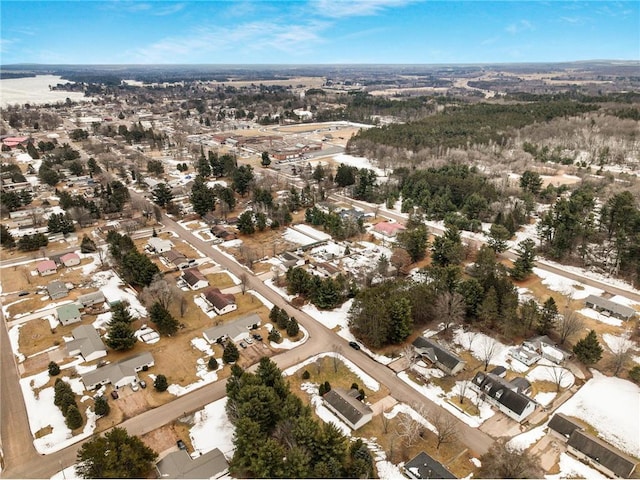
[404,451,456,479]
[568,430,637,478]
[585,295,636,319]
[156,448,228,479]
[412,337,464,371]
[182,268,207,287]
[472,372,533,415]
[548,413,583,439]
[323,388,372,428]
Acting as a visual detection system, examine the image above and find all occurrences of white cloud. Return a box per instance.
[153,3,186,16]
[312,0,414,18]
[506,19,534,34]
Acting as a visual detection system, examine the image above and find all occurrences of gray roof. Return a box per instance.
[57,303,81,322]
[472,372,533,415]
[510,377,531,393]
[323,388,372,428]
[77,291,106,307]
[548,413,583,439]
[47,280,68,298]
[81,351,154,388]
[412,337,465,371]
[405,451,457,479]
[65,325,106,359]
[203,313,262,343]
[568,430,637,478]
[585,295,636,319]
[164,249,187,263]
[156,448,228,479]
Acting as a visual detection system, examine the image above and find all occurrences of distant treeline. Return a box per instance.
[0,72,37,79]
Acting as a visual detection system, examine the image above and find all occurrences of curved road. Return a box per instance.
[1,193,493,479]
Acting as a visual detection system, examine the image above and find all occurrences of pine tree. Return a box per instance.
[105,318,136,351]
[65,405,83,430]
[149,302,179,336]
[573,330,603,364]
[94,396,110,416]
[286,317,300,337]
[511,238,536,280]
[537,297,558,334]
[223,342,240,364]
[154,374,169,392]
[208,357,219,370]
[0,224,16,249]
[48,361,60,376]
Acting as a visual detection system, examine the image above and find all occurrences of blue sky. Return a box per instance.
[1,1,638,64]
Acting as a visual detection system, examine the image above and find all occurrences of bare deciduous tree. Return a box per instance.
[141,273,179,310]
[20,266,32,285]
[403,344,418,369]
[480,337,499,371]
[396,413,422,448]
[179,296,188,318]
[462,330,480,352]
[381,410,391,434]
[557,308,585,345]
[609,332,634,376]
[478,441,542,479]
[332,345,343,373]
[432,291,466,335]
[547,365,571,392]
[239,272,249,295]
[427,407,458,449]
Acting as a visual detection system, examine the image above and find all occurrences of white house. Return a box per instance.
[470,372,536,423]
[80,352,154,390]
[60,252,81,267]
[37,260,58,276]
[181,268,209,290]
[146,237,173,254]
[202,288,237,316]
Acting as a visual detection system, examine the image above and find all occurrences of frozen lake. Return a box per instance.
[0,75,92,107]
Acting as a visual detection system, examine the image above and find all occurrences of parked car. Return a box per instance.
[131,382,139,392]
[18,291,29,297]
[348,341,361,350]
[139,380,147,389]
[239,341,247,349]
[244,336,253,344]
[110,390,119,399]
[177,439,187,450]
[252,333,263,341]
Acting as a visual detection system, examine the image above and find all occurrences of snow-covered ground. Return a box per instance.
[507,425,546,451]
[545,452,608,480]
[332,153,387,178]
[188,397,235,458]
[19,371,97,454]
[556,370,640,456]
[533,267,604,300]
[92,270,147,317]
[526,360,575,389]
[577,307,623,327]
[8,323,25,362]
[453,328,529,373]
[292,224,332,242]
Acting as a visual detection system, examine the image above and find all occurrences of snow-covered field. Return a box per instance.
[545,453,608,480]
[556,370,640,456]
[332,153,387,178]
[283,227,317,246]
[0,75,92,107]
[533,267,604,300]
[92,270,147,317]
[188,397,235,458]
[577,307,623,327]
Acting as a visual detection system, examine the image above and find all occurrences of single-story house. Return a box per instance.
[509,346,541,366]
[471,372,536,423]
[65,325,107,362]
[584,295,636,321]
[147,237,173,254]
[56,303,82,326]
[155,448,228,479]
[80,352,154,390]
[412,337,466,376]
[210,225,237,241]
[37,260,58,276]
[280,251,305,268]
[373,221,406,237]
[315,262,341,279]
[60,252,81,267]
[547,413,583,441]
[202,288,237,316]
[322,388,373,430]
[567,429,637,478]
[47,280,69,300]
[77,291,106,308]
[523,335,569,364]
[509,377,532,395]
[181,268,209,290]
[404,451,457,479]
[203,313,261,344]
[163,249,191,270]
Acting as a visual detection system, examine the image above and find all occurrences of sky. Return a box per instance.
[1,1,638,65]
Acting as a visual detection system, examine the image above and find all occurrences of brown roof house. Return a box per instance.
[322,388,373,430]
[37,260,57,276]
[155,448,229,479]
[201,288,237,316]
[163,249,192,270]
[180,268,209,291]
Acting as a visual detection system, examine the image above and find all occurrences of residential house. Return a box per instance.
[567,430,637,478]
[201,288,237,316]
[404,451,457,479]
[315,261,341,279]
[80,352,154,390]
[523,335,569,364]
[412,337,466,376]
[203,313,261,344]
[584,295,636,321]
[279,251,305,268]
[56,303,82,326]
[181,268,209,291]
[47,281,69,300]
[60,252,81,267]
[509,377,532,395]
[164,249,192,270]
[470,372,536,423]
[77,291,106,308]
[155,448,229,479]
[37,260,57,276]
[373,221,406,237]
[322,388,373,430]
[147,237,173,254]
[509,346,541,366]
[210,225,237,242]
[547,413,583,441]
[65,325,107,362]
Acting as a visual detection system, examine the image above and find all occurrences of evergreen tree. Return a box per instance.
[573,330,603,365]
[80,235,97,253]
[48,212,75,234]
[65,405,83,430]
[152,183,173,207]
[94,396,110,416]
[260,151,271,168]
[511,238,536,280]
[149,302,179,336]
[223,342,240,363]
[105,320,136,350]
[232,165,254,196]
[268,328,281,343]
[334,163,357,187]
[431,226,465,267]
[208,357,219,370]
[48,361,60,376]
[286,317,300,337]
[388,297,413,343]
[397,225,429,263]
[237,211,255,235]
[189,176,216,217]
[76,427,158,479]
[154,374,169,392]
[537,297,558,335]
[487,223,511,253]
[0,224,16,249]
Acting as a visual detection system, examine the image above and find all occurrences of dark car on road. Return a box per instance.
[139,380,147,389]
[349,341,361,350]
[177,439,187,450]
[252,333,263,341]
[110,390,119,399]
